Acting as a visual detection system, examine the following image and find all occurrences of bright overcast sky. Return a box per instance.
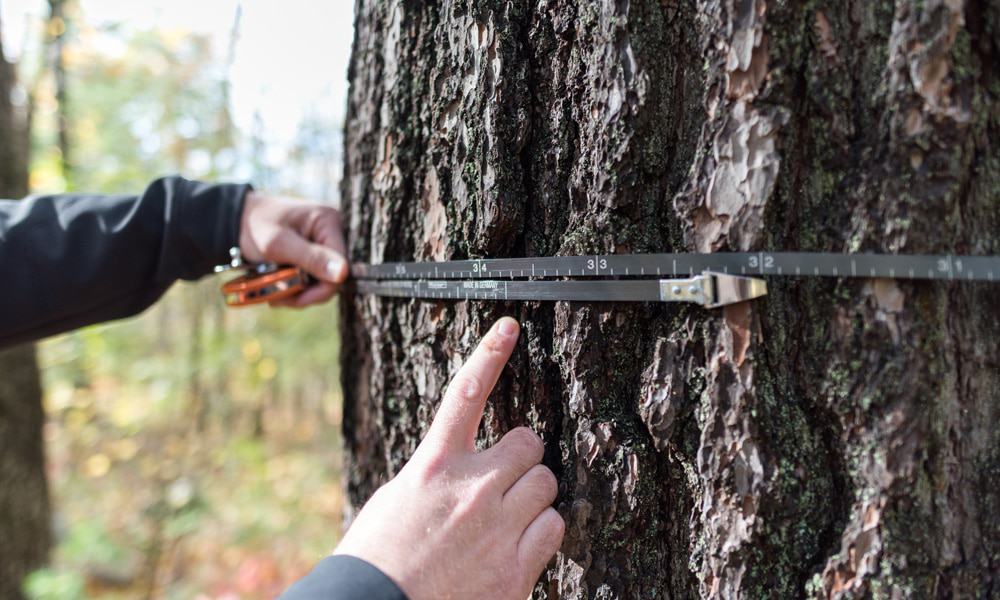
[1,0,355,148]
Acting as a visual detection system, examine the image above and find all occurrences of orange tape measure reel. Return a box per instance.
[220,265,311,307]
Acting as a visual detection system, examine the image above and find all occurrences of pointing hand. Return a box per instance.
[334,318,565,600]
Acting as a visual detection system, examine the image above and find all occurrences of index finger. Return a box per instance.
[263,229,347,284]
[425,318,520,454]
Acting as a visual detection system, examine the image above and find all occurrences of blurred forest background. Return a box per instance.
[1,1,353,597]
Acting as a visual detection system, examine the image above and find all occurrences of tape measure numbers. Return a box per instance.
[351,252,1000,309]
[356,271,767,308]
[353,252,999,282]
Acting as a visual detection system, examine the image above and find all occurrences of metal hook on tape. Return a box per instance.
[659,272,768,308]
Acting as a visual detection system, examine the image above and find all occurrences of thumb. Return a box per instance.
[262,228,347,284]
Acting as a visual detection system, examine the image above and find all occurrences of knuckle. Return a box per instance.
[508,426,544,458]
[544,508,566,541]
[481,331,507,355]
[259,233,282,257]
[410,442,449,480]
[454,478,496,518]
[303,206,322,226]
[533,465,558,499]
[446,374,481,403]
[469,478,494,505]
[549,508,566,548]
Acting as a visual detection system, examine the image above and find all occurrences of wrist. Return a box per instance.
[238,190,264,263]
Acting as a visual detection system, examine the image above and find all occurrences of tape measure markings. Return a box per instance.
[352,252,1000,282]
[346,252,1000,308]
[358,279,665,303]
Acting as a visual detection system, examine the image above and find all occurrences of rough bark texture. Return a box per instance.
[0,26,50,600]
[340,1,1000,598]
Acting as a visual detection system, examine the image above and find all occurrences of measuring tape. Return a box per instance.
[350,252,999,308]
[220,252,1000,308]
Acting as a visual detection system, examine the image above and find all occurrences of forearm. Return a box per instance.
[0,176,250,348]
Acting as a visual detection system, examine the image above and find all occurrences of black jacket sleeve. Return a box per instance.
[280,555,408,600]
[0,176,250,349]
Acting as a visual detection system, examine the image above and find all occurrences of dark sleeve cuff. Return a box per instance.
[279,555,408,600]
[159,177,252,281]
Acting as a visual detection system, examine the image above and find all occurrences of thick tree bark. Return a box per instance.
[0,25,51,600]
[340,1,999,598]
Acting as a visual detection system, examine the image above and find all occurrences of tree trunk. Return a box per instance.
[0,24,50,600]
[340,1,1000,598]
[46,0,72,184]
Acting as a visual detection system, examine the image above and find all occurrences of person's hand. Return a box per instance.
[334,318,565,600]
[238,191,348,307]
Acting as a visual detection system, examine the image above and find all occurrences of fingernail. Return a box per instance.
[326,257,345,278]
[497,318,518,337]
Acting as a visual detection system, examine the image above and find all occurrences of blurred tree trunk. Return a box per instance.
[0,22,51,600]
[186,287,206,432]
[340,2,999,598]
[46,0,72,184]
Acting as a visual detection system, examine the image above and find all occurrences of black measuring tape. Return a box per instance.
[351,252,1000,308]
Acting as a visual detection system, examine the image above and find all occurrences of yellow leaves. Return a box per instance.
[110,438,139,461]
[84,453,111,478]
[243,337,278,380]
[47,16,66,38]
[29,161,67,192]
[61,45,89,70]
[72,116,99,148]
[242,338,262,363]
[64,407,92,432]
[82,439,138,478]
[109,399,142,429]
[257,357,278,381]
